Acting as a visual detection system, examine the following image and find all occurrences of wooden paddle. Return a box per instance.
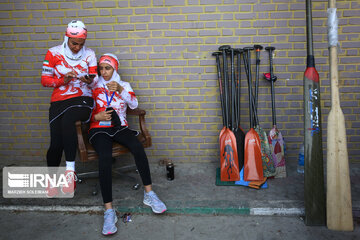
[326,0,353,231]
[242,47,263,181]
[303,0,326,226]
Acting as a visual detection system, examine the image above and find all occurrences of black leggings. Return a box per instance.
[47,107,92,167]
[91,128,152,204]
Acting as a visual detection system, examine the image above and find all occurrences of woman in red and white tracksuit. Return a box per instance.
[90,53,166,236]
[41,20,97,196]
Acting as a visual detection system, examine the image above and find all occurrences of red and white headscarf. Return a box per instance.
[99,53,119,71]
[98,53,121,87]
[62,20,88,67]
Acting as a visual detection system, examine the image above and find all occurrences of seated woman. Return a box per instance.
[89,53,167,236]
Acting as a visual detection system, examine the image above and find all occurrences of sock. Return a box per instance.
[66,161,75,171]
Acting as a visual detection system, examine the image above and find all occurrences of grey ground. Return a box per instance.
[0,211,359,240]
[0,161,359,239]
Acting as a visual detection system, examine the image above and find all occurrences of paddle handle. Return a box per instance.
[247,51,253,128]
[213,52,226,127]
[254,45,263,112]
[306,0,314,56]
[242,48,255,128]
[329,47,340,105]
[328,2,340,107]
[268,48,276,126]
[230,48,236,130]
[223,49,229,128]
[236,50,242,128]
[219,46,230,128]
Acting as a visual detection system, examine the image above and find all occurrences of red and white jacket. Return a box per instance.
[90,78,138,130]
[41,45,97,102]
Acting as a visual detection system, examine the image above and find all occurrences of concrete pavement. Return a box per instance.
[0,161,359,239]
[0,210,359,240]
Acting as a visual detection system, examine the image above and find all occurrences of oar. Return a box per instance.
[326,0,353,231]
[264,46,286,179]
[242,47,263,181]
[303,0,326,226]
[234,48,246,170]
[253,45,276,178]
[219,45,240,182]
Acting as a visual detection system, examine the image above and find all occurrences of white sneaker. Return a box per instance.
[143,191,167,214]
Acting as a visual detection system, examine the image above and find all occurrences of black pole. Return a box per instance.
[212,51,226,127]
[219,45,231,128]
[243,47,255,128]
[306,0,314,57]
[243,48,259,128]
[235,48,243,128]
[254,45,263,112]
[230,48,236,130]
[265,46,276,126]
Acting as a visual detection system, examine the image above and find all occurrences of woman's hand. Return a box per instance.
[106,81,124,93]
[64,70,77,84]
[94,109,113,121]
[79,74,95,84]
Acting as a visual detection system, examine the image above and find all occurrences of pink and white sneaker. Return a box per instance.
[61,170,77,194]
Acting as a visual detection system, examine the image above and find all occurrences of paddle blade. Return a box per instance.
[234,128,245,170]
[268,127,286,178]
[255,126,276,177]
[304,66,325,226]
[220,129,240,181]
[326,107,353,231]
[219,126,226,138]
[244,128,263,181]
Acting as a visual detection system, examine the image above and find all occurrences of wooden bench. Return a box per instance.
[76,108,152,163]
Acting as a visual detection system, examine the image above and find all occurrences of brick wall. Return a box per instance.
[0,0,359,167]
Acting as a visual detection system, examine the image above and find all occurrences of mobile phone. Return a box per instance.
[85,74,96,80]
[106,107,113,112]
